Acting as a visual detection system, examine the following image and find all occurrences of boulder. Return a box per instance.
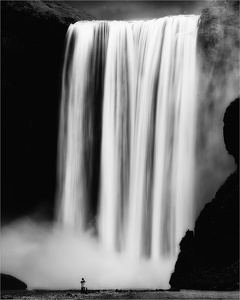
[1,273,27,290]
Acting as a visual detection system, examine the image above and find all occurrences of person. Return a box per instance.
[80,278,86,292]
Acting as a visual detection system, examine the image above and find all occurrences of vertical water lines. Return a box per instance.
[57,16,199,264]
[99,22,135,252]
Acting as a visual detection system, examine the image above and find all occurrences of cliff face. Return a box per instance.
[193,0,239,222]
[1,1,95,223]
[198,0,239,68]
[170,98,239,291]
[170,4,239,290]
[169,172,239,290]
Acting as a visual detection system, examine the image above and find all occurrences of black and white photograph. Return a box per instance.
[1,0,239,299]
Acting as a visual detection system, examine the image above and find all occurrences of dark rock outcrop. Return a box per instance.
[194,0,239,221]
[223,98,239,165]
[1,1,95,223]
[169,98,239,290]
[171,0,239,290]
[1,274,27,290]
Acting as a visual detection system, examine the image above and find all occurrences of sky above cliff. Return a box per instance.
[67,1,207,20]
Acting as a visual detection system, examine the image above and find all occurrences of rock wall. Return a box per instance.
[1,1,95,223]
[198,0,239,67]
[169,98,239,290]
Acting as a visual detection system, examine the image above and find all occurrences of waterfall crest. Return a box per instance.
[57,16,199,262]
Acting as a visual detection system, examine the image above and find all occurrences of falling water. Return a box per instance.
[57,16,199,264]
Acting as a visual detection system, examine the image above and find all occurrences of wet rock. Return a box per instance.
[66,292,72,297]
[1,273,27,290]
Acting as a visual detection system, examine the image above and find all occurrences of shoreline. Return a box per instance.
[1,289,239,300]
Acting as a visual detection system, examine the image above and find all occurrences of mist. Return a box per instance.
[194,65,238,218]
[194,0,239,218]
[1,219,175,290]
[1,1,239,292]
[67,1,206,21]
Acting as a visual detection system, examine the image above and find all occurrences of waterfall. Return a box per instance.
[57,16,199,263]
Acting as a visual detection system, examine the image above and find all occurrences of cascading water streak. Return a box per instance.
[57,16,199,264]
